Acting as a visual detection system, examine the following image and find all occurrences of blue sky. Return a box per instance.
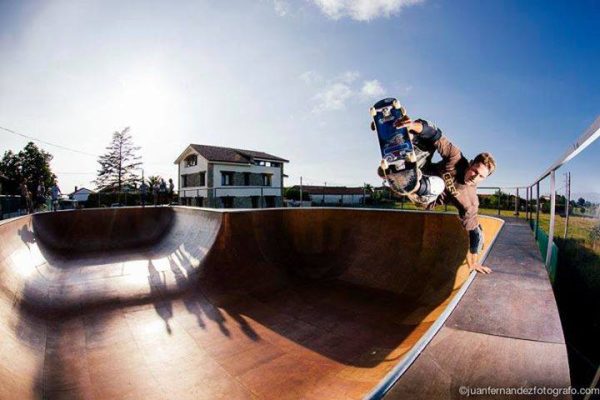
[0,0,598,197]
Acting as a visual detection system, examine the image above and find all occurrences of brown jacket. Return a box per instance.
[424,136,480,231]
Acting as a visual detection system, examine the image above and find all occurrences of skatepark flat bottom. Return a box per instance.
[0,207,503,399]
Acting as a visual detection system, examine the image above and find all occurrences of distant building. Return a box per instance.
[294,185,370,206]
[174,144,288,208]
[69,187,95,202]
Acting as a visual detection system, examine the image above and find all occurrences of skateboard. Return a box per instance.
[370,98,420,195]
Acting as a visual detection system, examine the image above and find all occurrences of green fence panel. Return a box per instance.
[529,220,559,283]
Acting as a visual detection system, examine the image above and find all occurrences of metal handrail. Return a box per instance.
[529,116,600,268]
[479,116,600,268]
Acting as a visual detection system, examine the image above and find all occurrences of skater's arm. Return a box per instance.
[400,119,462,173]
[465,224,492,274]
[434,137,462,174]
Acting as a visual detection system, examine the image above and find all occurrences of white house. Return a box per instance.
[174,144,288,208]
[69,187,95,202]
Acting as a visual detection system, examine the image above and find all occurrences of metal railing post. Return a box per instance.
[528,186,532,221]
[515,188,519,216]
[525,186,529,220]
[564,172,571,240]
[535,182,540,240]
[497,189,501,216]
[546,171,557,267]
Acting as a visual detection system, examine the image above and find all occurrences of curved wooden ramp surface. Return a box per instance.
[384,217,572,399]
[0,207,547,399]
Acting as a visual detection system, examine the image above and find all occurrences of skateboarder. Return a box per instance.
[398,118,496,274]
[50,182,62,212]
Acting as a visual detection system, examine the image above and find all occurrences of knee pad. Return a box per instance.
[469,225,484,254]
[413,175,445,205]
[417,175,445,197]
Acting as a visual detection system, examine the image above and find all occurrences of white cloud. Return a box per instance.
[299,70,323,85]
[313,82,353,112]
[308,72,386,112]
[361,79,385,98]
[336,70,360,84]
[311,0,424,21]
[273,0,291,16]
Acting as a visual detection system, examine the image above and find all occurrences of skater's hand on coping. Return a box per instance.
[470,263,492,274]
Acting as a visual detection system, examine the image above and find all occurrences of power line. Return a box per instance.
[0,125,98,157]
[55,172,97,175]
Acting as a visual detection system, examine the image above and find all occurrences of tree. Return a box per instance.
[284,186,309,201]
[0,150,20,194]
[0,143,56,195]
[94,127,142,192]
[147,175,162,189]
[577,197,586,207]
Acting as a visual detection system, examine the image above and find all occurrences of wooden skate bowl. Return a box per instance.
[0,207,503,399]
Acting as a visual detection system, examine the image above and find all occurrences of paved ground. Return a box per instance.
[386,217,571,399]
[0,207,559,399]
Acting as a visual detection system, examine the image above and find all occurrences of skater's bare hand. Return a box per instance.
[393,118,412,128]
[470,263,492,274]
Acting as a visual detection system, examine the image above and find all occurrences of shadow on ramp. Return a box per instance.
[0,207,503,399]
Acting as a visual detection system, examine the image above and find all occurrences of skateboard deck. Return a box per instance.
[370,98,420,194]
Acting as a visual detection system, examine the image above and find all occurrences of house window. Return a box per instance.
[262,174,272,186]
[185,155,197,167]
[222,196,234,208]
[270,162,281,168]
[244,173,250,186]
[265,196,276,208]
[221,172,234,186]
[251,196,259,208]
[182,172,205,188]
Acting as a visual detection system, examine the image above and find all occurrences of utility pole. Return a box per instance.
[299,176,303,208]
[564,172,571,239]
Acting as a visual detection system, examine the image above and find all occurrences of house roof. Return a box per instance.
[70,187,95,196]
[295,185,368,196]
[175,144,289,165]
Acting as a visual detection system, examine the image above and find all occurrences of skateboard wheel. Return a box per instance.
[408,153,417,163]
[392,100,401,110]
[369,107,377,117]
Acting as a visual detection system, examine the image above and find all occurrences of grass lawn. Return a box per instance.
[388,201,600,254]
